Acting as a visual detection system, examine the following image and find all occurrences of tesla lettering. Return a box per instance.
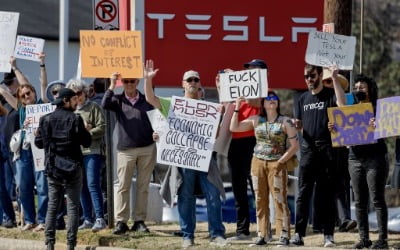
[147,13,318,42]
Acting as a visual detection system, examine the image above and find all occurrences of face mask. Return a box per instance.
[353,91,367,102]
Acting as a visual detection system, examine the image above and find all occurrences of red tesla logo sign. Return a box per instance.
[145,1,323,89]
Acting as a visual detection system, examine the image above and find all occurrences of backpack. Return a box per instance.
[44,113,81,181]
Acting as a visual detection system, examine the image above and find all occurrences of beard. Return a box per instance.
[186,86,198,98]
[308,78,320,90]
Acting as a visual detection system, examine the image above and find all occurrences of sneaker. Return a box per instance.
[370,239,388,250]
[210,236,228,247]
[182,238,194,248]
[227,233,251,241]
[92,218,106,232]
[339,220,357,232]
[324,235,336,248]
[22,223,37,231]
[131,221,150,233]
[2,220,17,228]
[290,233,304,246]
[33,223,46,232]
[112,221,129,235]
[277,236,290,246]
[78,220,93,230]
[353,239,372,249]
[254,236,267,246]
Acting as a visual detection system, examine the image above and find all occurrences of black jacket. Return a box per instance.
[35,107,91,175]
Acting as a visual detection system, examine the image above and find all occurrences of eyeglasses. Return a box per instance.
[20,91,31,98]
[123,79,137,84]
[304,73,317,79]
[186,78,200,83]
[265,95,279,101]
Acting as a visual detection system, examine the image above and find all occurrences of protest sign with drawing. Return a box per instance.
[328,103,376,147]
[14,35,45,62]
[219,68,268,103]
[25,103,56,171]
[0,11,19,72]
[305,31,356,70]
[157,96,221,172]
[374,96,400,139]
[80,30,143,78]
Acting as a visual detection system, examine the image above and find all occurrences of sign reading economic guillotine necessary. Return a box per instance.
[157,96,221,172]
[219,69,268,103]
[25,103,56,171]
[374,96,400,139]
[0,11,19,72]
[328,103,376,147]
[14,35,45,62]
[305,31,356,70]
[80,30,143,78]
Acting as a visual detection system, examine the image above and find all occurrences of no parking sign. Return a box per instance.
[93,0,119,30]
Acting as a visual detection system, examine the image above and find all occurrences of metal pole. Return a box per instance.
[359,0,364,74]
[59,0,69,81]
[105,110,114,228]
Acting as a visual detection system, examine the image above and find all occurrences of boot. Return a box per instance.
[46,243,55,250]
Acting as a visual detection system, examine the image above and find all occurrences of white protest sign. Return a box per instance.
[14,35,45,62]
[305,31,356,70]
[157,96,221,172]
[0,11,19,72]
[25,103,56,171]
[219,69,268,103]
[146,108,168,149]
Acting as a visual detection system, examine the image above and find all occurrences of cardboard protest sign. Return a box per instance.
[25,103,56,171]
[305,31,356,70]
[157,96,221,172]
[219,69,268,103]
[146,108,168,151]
[328,103,376,147]
[80,30,143,78]
[374,96,400,139]
[14,35,45,62]
[0,11,19,72]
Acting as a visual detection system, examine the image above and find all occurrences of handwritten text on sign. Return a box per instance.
[305,31,356,70]
[219,69,268,102]
[374,96,400,139]
[328,103,376,147]
[80,30,143,78]
[25,103,56,171]
[0,11,19,72]
[14,36,45,62]
[157,96,221,172]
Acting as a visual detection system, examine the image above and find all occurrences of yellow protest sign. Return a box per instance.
[80,30,143,78]
[328,103,376,147]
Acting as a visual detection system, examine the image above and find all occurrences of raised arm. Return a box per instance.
[330,67,346,107]
[230,97,256,132]
[39,53,49,103]
[9,56,29,85]
[143,59,161,109]
[0,85,18,110]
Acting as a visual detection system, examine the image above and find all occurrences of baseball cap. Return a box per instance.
[1,70,16,86]
[243,59,268,69]
[52,88,77,105]
[182,70,200,81]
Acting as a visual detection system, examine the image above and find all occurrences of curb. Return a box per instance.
[0,238,132,250]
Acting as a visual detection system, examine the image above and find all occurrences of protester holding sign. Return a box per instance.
[0,55,49,231]
[230,91,298,246]
[144,60,227,248]
[102,71,155,235]
[290,64,345,248]
[330,74,389,249]
[66,79,107,232]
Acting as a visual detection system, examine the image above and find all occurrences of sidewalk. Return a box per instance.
[0,238,131,250]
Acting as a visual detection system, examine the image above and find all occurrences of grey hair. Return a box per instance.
[66,78,88,95]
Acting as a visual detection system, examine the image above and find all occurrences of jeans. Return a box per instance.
[178,168,225,240]
[227,136,256,235]
[15,149,48,224]
[0,158,15,223]
[349,154,388,240]
[45,170,82,246]
[295,141,336,237]
[80,154,104,221]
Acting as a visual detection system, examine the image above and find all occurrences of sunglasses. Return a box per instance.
[123,79,137,84]
[51,90,59,95]
[20,91,31,98]
[304,73,317,79]
[76,91,83,96]
[186,77,200,83]
[265,95,279,101]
